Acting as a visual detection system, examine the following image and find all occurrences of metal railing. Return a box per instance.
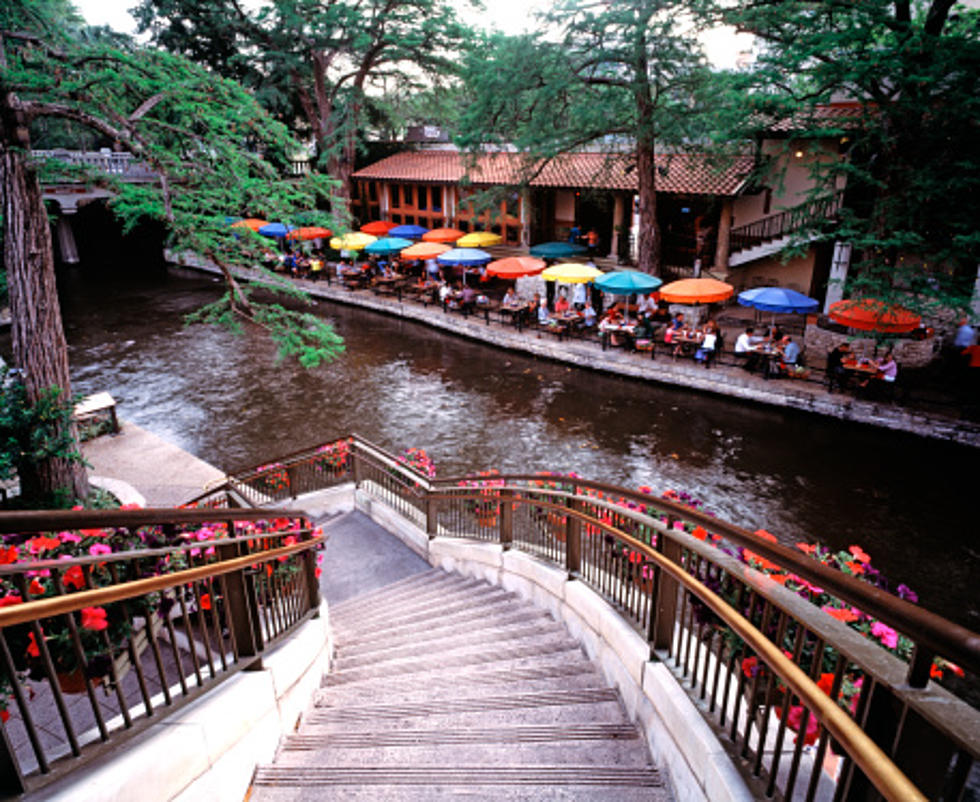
[217,435,979,801]
[32,150,160,182]
[729,193,843,254]
[0,508,322,795]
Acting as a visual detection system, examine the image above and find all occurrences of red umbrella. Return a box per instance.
[422,227,465,243]
[286,226,332,241]
[828,299,921,333]
[486,256,547,279]
[360,220,397,235]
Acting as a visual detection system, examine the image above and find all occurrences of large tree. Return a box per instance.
[722,0,980,314]
[1,1,344,503]
[457,1,723,275]
[133,0,473,212]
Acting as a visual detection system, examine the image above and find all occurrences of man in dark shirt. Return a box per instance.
[827,342,852,393]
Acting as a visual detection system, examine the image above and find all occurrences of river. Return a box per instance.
[19,264,978,630]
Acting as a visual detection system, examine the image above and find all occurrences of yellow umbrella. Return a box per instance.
[541,263,604,283]
[329,232,377,251]
[457,231,502,248]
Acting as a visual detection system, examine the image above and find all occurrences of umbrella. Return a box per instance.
[388,224,429,239]
[258,222,293,238]
[457,231,502,248]
[422,228,465,243]
[364,237,413,255]
[329,232,377,251]
[737,286,819,314]
[541,263,604,283]
[230,218,267,231]
[659,278,734,304]
[437,248,493,266]
[594,270,663,294]
[486,256,547,279]
[828,299,921,333]
[286,226,332,241]
[360,220,397,236]
[401,242,450,260]
[530,241,588,259]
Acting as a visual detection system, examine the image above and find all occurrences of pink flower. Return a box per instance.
[88,543,112,557]
[59,531,82,544]
[870,621,898,649]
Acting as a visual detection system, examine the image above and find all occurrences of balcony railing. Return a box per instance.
[213,434,979,801]
[32,150,160,183]
[0,508,322,795]
[730,193,844,255]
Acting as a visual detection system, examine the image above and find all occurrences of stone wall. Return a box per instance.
[803,324,940,368]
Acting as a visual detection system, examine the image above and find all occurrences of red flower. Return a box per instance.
[768,573,789,585]
[930,663,944,680]
[844,560,865,575]
[199,594,212,611]
[63,565,85,590]
[948,662,965,678]
[796,542,818,555]
[0,546,18,565]
[28,579,45,596]
[0,710,8,723]
[848,545,871,564]
[742,656,761,678]
[822,605,859,623]
[817,673,835,696]
[27,536,61,554]
[0,595,23,608]
[26,632,41,658]
[80,607,108,632]
[691,526,707,541]
[314,567,322,579]
[786,705,820,745]
[754,529,778,543]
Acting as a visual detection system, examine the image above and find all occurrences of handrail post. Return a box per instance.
[566,497,581,578]
[351,441,363,488]
[302,530,321,614]
[426,490,438,538]
[218,535,262,666]
[651,519,682,652]
[500,489,513,550]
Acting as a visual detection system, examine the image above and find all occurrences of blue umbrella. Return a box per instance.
[388,224,429,239]
[258,222,293,238]
[437,248,493,266]
[594,270,663,294]
[737,287,819,314]
[529,241,588,259]
[364,237,413,255]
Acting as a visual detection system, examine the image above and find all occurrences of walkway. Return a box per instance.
[174,254,980,447]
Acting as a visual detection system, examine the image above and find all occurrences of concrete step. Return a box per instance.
[323,639,586,687]
[329,568,448,615]
[334,587,524,644]
[333,580,511,635]
[317,660,602,707]
[332,574,482,628]
[250,766,667,802]
[337,600,544,652]
[275,726,649,767]
[335,620,566,670]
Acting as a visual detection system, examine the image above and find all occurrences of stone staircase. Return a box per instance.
[250,568,670,800]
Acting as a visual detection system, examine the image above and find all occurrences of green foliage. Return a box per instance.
[2,18,347,367]
[0,369,85,505]
[721,0,980,315]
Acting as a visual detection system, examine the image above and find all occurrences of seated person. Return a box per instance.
[460,284,477,314]
[735,326,760,371]
[826,341,852,392]
[501,287,521,308]
[537,297,553,325]
[554,292,570,316]
[572,282,587,310]
[526,292,542,325]
[774,335,801,377]
[599,309,626,345]
[581,298,597,328]
[670,312,685,331]
[696,322,719,366]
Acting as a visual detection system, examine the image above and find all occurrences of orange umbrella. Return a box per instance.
[286,226,332,241]
[486,256,547,279]
[360,220,397,235]
[828,299,921,333]
[401,241,450,259]
[422,227,465,243]
[658,278,734,304]
[231,218,267,231]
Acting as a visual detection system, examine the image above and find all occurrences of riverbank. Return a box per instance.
[173,254,980,448]
[82,420,225,506]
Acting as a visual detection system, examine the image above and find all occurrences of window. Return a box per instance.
[418,187,428,211]
[403,185,414,206]
[368,182,377,201]
[405,215,415,225]
[505,193,519,218]
[431,188,442,212]
[391,184,400,208]
[458,219,470,232]
[392,213,402,224]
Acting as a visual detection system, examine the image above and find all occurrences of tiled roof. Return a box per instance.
[352,150,754,196]
[764,103,867,133]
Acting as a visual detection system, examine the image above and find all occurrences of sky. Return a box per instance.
[72,0,753,68]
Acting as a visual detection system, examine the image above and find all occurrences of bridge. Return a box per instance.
[0,436,976,800]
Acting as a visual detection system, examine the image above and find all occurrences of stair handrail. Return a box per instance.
[729,192,843,254]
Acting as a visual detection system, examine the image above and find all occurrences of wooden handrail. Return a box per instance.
[0,507,306,534]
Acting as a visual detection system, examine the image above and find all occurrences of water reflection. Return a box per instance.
[23,265,977,629]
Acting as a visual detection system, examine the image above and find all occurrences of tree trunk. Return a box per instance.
[635,136,661,275]
[0,136,89,503]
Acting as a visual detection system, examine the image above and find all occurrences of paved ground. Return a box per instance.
[81,420,225,507]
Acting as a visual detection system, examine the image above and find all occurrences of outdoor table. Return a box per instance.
[600,323,636,351]
[671,331,704,360]
[498,304,529,330]
[842,358,881,392]
[748,344,783,378]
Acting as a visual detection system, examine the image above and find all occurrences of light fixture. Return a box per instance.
[794,150,804,159]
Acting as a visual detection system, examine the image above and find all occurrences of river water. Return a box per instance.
[24,265,978,630]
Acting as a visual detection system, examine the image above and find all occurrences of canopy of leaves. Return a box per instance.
[2,13,346,366]
[722,0,980,315]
